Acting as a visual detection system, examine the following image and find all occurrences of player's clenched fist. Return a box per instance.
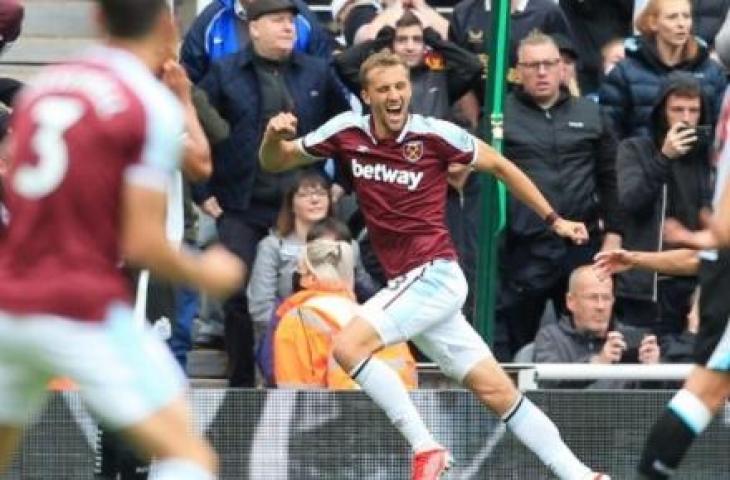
[196,245,246,299]
[265,112,298,141]
[552,217,589,245]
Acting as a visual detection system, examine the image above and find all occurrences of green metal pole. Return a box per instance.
[474,0,510,345]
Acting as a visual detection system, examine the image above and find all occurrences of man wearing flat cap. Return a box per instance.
[181,0,334,84]
[195,0,349,388]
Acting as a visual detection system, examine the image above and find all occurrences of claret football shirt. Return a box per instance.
[0,46,183,321]
[299,112,478,279]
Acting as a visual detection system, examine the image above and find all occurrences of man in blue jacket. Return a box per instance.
[194,0,349,387]
[180,0,335,84]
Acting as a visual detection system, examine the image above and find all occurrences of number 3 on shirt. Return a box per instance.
[13,96,85,199]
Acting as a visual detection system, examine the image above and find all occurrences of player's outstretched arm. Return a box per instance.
[121,184,245,298]
[593,248,700,277]
[259,112,314,173]
[473,140,589,244]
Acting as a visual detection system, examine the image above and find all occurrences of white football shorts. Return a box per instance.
[361,259,492,382]
[0,303,186,428]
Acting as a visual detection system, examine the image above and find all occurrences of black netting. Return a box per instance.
[5,389,730,479]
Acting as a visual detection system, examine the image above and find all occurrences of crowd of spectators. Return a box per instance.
[3,0,730,389]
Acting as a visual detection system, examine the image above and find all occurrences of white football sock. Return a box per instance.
[150,459,215,480]
[351,356,441,453]
[503,395,591,480]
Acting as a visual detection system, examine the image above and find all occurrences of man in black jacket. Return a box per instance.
[615,72,714,336]
[495,31,622,361]
[334,9,481,120]
[195,0,350,387]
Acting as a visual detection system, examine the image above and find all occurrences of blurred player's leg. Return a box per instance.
[332,317,441,454]
[28,307,218,480]
[0,425,23,473]
[637,367,730,479]
[0,313,53,475]
[411,303,601,480]
[463,357,596,480]
[333,261,478,479]
[121,396,216,480]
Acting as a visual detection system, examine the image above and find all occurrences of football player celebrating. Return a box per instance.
[260,50,608,480]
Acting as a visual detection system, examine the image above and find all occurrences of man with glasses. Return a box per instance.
[494,30,623,362]
[533,265,661,388]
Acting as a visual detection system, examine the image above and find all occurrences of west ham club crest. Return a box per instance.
[402,140,423,163]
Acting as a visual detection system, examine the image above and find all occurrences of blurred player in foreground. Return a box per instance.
[260,50,608,480]
[595,91,730,479]
[0,1,243,479]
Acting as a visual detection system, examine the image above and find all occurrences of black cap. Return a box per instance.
[553,33,578,60]
[247,0,299,21]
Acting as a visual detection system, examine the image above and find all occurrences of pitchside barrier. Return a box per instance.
[6,365,729,479]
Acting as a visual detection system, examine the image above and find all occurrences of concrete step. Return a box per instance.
[187,348,228,379]
[1,37,95,65]
[190,378,229,388]
[0,63,42,83]
[20,0,97,39]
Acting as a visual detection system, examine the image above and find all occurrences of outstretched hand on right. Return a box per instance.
[265,112,298,142]
[593,249,635,278]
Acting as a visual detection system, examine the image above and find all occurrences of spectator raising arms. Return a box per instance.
[599,0,727,141]
[334,0,450,48]
[335,10,481,120]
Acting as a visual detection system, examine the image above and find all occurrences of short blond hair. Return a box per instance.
[302,239,354,287]
[359,50,409,88]
[517,29,559,60]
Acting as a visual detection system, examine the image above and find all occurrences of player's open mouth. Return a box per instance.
[385,105,404,122]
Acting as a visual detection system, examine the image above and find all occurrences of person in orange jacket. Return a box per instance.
[274,238,417,390]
